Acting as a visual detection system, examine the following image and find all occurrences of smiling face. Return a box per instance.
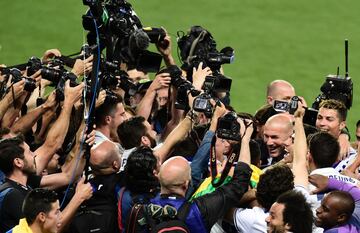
[315,193,347,230]
[263,121,292,158]
[265,202,288,233]
[316,107,345,139]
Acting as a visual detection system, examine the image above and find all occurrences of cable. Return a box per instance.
[60,10,101,208]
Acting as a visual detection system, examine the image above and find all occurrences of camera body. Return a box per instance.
[216,111,241,141]
[158,65,200,110]
[312,74,353,110]
[55,72,79,101]
[142,27,166,43]
[193,93,213,118]
[27,56,64,84]
[273,96,299,115]
[9,68,36,92]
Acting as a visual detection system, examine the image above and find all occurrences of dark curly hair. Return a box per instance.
[124,146,159,195]
[277,190,313,233]
[256,165,294,211]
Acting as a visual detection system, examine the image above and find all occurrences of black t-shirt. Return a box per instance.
[0,174,41,233]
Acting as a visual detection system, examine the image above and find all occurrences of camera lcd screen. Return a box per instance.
[195,98,208,109]
[273,100,289,112]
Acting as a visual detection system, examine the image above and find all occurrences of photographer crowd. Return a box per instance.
[1,1,360,233]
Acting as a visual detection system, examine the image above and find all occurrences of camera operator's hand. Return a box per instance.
[11,79,26,99]
[42,90,58,110]
[156,28,175,66]
[298,96,308,108]
[156,31,171,56]
[71,55,94,77]
[239,118,253,141]
[209,100,226,132]
[95,89,106,108]
[64,80,85,106]
[85,128,97,147]
[75,176,93,201]
[192,62,212,90]
[42,48,61,62]
[150,72,171,91]
[293,99,305,119]
[27,69,42,88]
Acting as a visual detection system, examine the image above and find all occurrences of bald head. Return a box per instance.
[263,114,294,158]
[316,190,355,229]
[265,114,293,134]
[328,191,354,219]
[266,80,295,104]
[90,141,121,174]
[159,156,191,196]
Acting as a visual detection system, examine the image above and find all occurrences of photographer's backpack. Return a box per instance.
[0,182,14,223]
[125,202,191,233]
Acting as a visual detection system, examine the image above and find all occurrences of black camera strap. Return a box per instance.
[35,85,44,135]
[210,135,240,188]
[11,84,16,109]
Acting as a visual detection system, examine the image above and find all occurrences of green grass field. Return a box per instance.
[0,0,359,137]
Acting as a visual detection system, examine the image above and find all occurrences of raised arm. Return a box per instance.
[136,73,171,120]
[292,101,309,188]
[156,29,176,67]
[58,176,93,233]
[154,115,192,163]
[11,91,57,134]
[40,123,95,190]
[238,118,254,165]
[34,81,84,174]
[0,79,25,122]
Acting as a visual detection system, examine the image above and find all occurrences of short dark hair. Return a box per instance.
[124,146,159,195]
[117,116,147,149]
[356,120,360,128]
[22,188,58,224]
[308,131,339,168]
[254,104,278,126]
[94,95,123,126]
[319,99,347,121]
[276,190,313,233]
[0,136,25,175]
[256,165,294,210]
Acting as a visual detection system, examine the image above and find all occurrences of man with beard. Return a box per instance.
[117,114,192,168]
[265,190,313,233]
[261,114,294,166]
[0,134,95,232]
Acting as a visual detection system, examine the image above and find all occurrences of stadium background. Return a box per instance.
[0,0,359,137]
